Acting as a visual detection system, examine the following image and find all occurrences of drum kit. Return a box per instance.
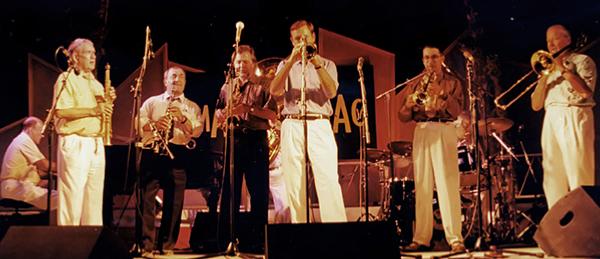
[363,116,520,244]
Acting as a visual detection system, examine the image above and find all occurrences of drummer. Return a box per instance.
[397,45,466,252]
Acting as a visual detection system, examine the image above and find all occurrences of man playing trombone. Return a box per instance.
[531,24,596,209]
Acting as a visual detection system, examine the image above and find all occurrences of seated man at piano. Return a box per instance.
[0,116,57,210]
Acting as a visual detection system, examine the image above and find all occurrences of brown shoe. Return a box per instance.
[451,241,466,253]
[402,242,429,252]
[141,250,155,259]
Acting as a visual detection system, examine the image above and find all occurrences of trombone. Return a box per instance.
[494,50,558,110]
[494,36,597,110]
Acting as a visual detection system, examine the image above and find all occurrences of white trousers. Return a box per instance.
[412,122,463,246]
[280,119,347,223]
[542,106,595,208]
[1,179,57,210]
[269,155,290,223]
[57,135,105,226]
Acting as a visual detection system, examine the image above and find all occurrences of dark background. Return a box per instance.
[1,1,599,190]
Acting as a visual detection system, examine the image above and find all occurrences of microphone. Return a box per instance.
[461,48,474,62]
[56,46,75,71]
[357,57,365,70]
[58,46,70,58]
[148,39,155,59]
[144,26,156,60]
[235,21,245,44]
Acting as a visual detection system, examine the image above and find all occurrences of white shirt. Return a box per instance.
[0,132,45,184]
[277,57,339,116]
[545,53,597,107]
[140,92,203,145]
[53,71,104,136]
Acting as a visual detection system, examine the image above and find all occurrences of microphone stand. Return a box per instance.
[222,45,239,256]
[122,26,152,256]
[356,58,375,222]
[465,57,490,251]
[41,64,74,223]
[300,41,313,223]
[375,73,424,100]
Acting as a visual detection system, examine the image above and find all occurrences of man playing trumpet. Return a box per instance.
[397,45,465,252]
[531,24,596,209]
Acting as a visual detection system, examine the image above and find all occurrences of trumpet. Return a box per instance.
[301,41,317,59]
[305,43,317,59]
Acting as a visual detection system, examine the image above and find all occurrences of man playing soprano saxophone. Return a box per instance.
[52,38,116,226]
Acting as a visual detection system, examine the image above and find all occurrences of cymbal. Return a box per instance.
[365,148,390,163]
[477,117,513,135]
[387,141,412,156]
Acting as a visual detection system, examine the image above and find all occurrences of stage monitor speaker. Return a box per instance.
[0,226,131,259]
[534,185,600,257]
[266,221,399,259]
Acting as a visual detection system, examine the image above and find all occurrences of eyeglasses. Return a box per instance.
[423,54,441,60]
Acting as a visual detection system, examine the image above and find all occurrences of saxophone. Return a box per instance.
[101,63,114,146]
[412,71,435,106]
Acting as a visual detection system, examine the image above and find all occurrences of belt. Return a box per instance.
[284,114,330,120]
[234,127,267,134]
[415,118,453,123]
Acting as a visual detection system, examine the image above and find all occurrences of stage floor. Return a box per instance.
[133,246,547,259]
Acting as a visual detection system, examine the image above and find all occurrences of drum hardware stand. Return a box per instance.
[488,132,519,242]
[513,132,545,243]
[517,139,540,196]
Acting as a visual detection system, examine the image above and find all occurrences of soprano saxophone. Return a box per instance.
[102,63,114,146]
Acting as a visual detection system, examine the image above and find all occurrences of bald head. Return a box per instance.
[23,117,42,130]
[22,116,44,144]
[546,24,571,54]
